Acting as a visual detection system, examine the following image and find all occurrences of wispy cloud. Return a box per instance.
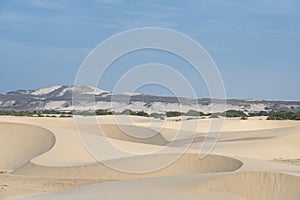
[23,0,65,9]
[0,0,299,99]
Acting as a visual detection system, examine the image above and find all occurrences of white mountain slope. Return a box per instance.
[31,86,63,96]
[0,85,299,113]
[30,85,108,97]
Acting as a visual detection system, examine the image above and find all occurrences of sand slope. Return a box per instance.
[0,122,55,171]
[12,153,243,180]
[212,126,300,160]
[10,172,300,200]
[1,116,300,200]
[75,124,168,145]
[7,173,246,200]
[199,172,300,200]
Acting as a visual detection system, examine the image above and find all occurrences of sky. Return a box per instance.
[0,0,299,100]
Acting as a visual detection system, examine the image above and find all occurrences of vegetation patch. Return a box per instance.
[267,111,300,120]
[1,109,300,120]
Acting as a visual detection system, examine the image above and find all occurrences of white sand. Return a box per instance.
[0,116,299,200]
[0,122,55,171]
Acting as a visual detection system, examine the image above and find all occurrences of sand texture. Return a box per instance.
[0,116,299,200]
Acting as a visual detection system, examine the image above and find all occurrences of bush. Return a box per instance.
[166,111,182,117]
[120,109,137,115]
[248,111,269,117]
[73,110,94,116]
[0,110,69,116]
[95,109,113,115]
[209,114,219,118]
[184,109,205,116]
[136,111,150,117]
[222,110,248,118]
[118,109,150,117]
[267,111,300,120]
[150,113,165,119]
[59,114,72,118]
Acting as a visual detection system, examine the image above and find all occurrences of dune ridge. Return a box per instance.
[0,116,300,200]
[12,153,243,180]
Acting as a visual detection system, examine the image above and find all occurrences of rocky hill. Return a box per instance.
[1,85,299,113]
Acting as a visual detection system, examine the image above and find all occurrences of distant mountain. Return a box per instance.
[0,85,300,113]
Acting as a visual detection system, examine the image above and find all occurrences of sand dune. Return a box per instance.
[10,172,300,200]
[8,173,248,200]
[0,172,101,200]
[12,153,243,180]
[1,116,300,200]
[0,122,55,171]
[199,172,300,200]
[212,126,300,160]
[75,124,168,145]
[154,118,300,133]
[29,128,97,166]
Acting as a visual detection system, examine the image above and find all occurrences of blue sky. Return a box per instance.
[0,0,299,100]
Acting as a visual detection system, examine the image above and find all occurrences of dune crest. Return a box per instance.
[12,153,243,180]
[1,117,300,200]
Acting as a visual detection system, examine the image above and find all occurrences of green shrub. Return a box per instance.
[136,111,150,117]
[95,109,113,115]
[222,110,247,118]
[248,111,269,117]
[59,114,72,118]
[209,114,219,118]
[266,111,300,120]
[184,109,205,116]
[166,111,182,117]
[120,109,137,115]
[150,113,165,119]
